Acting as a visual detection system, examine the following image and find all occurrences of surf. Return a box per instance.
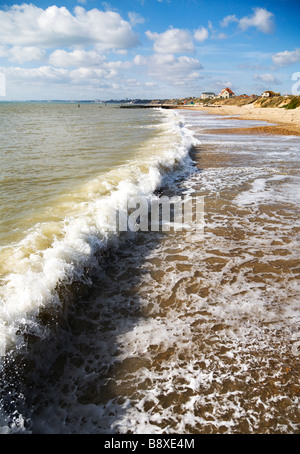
[0,105,198,404]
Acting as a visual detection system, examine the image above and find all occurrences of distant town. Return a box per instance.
[199,87,281,100]
[6,88,299,110]
[118,88,299,111]
[149,87,286,106]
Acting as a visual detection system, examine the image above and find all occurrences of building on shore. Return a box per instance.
[218,87,235,98]
[200,92,216,99]
[262,90,281,98]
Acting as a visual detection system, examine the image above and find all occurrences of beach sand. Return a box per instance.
[180,103,300,136]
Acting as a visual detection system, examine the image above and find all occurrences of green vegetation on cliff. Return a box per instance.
[150,95,300,110]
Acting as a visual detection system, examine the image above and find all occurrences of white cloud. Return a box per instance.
[0,46,8,58]
[145,82,157,87]
[0,45,46,63]
[136,53,203,85]
[194,27,209,43]
[146,28,195,54]
[5,66,69,83]
[133,54,147,66]
[4,64,118,87]
[0,4,139,50]
[214,80,233,89]
[9,46,46,63]
[69,67,115,83]
[272,48,300,67]
[239,8,274,34]
[221,8,274,34]
[128,11,145,26]
[205,20,228,41]
[253,73,282,85]
[49,49,104,67]
[221,15,238,27]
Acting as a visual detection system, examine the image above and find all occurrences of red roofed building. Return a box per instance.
[219,87,235,99]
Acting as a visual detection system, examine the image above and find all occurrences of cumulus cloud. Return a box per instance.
[194,27,209,43]
[272,48,300,67]
[0,3,208,97]
[5,66,69,83]
[135,52,203,85]
[150,54,202,84]
[9,46,46,63]
[0,46,7,58]
[0,4,139,50]
[239,7,274,33]
[146,28,195,54]
[133,54,147,66]
[253,73,282,85]
[221,8,274,34]
[69,67,116,83]
[49,49,104,67]
[0,45,46,63]
[3,64,118,86]
[221,15,238,28]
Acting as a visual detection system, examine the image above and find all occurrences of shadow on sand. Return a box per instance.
[0,164,199,433]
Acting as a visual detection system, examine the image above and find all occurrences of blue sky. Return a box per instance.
[0,0,299,100]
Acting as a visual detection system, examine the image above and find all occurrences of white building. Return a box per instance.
[219,87,235,98]
[262,91,274,97]
[200,92,216,99]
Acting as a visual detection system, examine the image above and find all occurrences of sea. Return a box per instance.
[0,102,299,434]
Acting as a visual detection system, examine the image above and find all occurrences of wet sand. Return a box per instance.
[180,104,300,136]
[97,109,300,433]
[201,125,300,136]
[84,132,300,434]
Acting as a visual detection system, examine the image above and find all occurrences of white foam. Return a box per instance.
[0,108,198,360]
[99,111,300,434]
[235,174,299,207]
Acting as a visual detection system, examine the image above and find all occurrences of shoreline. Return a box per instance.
[201,125,300,136]
[177,104,300,136]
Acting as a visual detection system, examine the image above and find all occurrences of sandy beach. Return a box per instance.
[181,103,300,136]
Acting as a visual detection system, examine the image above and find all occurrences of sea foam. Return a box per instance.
[0,108,198,362]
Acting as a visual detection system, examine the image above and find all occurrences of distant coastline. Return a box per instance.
[126,94,300,136]
[178,98,300,136]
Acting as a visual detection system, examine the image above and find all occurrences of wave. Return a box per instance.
[0,109,198,370]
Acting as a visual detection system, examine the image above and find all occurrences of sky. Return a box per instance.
[0,0,299,100]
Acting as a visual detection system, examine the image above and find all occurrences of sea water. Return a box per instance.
[0,103,299,433]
